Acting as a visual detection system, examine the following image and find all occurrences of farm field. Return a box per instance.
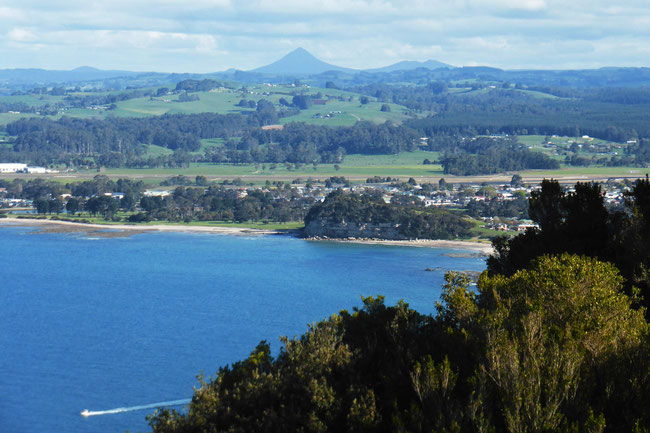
[92,150,443,180]
[0,94,67,106]
[0,112,39,126]
[5,154,646,186]
[518,166,647,178]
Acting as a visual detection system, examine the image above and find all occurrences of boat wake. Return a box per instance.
[80,398,191,417]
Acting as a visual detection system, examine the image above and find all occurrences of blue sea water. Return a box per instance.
[0,225,486,433]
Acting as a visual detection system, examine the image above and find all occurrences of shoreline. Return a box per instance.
[306,237,493,254]
[0,217,494,253]
[0,217,281,237]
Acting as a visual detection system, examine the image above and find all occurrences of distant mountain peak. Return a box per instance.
[249,48,355,75]
[365,59,452,73]
[290,47,310,55]
[72,66,100,72]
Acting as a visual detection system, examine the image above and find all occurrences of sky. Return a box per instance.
[1,0,649,72]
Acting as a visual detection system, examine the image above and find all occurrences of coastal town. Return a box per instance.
[0,169,637,237]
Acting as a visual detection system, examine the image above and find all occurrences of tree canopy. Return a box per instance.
[487,177,650,314]
[147,254,650,433]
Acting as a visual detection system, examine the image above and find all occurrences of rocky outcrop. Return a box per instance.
[303,219,408,240]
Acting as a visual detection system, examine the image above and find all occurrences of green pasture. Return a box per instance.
[0,94,66,106]
[60,108,105,118]
[278,101,410,126]
[144,144,174,157]
[197,138,225,154]
[98,151,444,180]
[132,140,226,164]
[513,89,560,99]
[0,83,413,126]
[0,112,39,126]
[517,134,617,147]
[55,162,650,185]
[517,134,624,162]
[115,89,249,117]
[343,151,439,166]
[101,84,412,125]
[447,87,472,94]
[519,166,648,178]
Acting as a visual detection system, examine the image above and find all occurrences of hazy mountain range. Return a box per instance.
[249,48,451,75]
[1,48,649,92]
[0,48,451,87]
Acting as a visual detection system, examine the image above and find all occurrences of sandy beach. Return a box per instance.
[0,217,281,238]
[310,238,494,254]
[0,217,494,253]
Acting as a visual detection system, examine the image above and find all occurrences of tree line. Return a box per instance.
[0,175,315,224]
[406,90,649,143]
[2,115,418,168]
[422,136,560,176]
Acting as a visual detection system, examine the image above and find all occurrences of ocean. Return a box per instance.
[0,225,486,433]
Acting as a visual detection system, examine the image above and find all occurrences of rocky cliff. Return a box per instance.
[303,219,408,240]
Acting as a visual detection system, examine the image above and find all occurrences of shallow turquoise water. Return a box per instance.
[0,226,485,433]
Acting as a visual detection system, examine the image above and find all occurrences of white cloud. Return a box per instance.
[249,0,398,15]
[0,0,649,71]
[469,0,547,11]
[7,28,38,42]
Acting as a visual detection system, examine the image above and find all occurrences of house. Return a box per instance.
[261,124,284,131]
[143,190,171,197]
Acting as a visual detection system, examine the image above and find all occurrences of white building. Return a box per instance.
[0,163,27,173]
[143,190,171,197]
[26,166,47,174]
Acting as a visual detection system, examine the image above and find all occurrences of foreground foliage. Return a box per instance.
[488,176,650,314]
[147,255,650,433]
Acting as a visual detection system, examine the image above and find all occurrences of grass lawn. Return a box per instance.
[26,212,303,230]
[466,217,511,242]
[512,89,560,99]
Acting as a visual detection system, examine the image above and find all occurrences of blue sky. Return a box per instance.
[1,0,649,72]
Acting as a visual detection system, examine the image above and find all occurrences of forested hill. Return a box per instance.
[3,77,650,173]
[1,115,418,167]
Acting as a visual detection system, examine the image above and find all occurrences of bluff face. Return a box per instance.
[303,219,406,240]
[302,191,473,240]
